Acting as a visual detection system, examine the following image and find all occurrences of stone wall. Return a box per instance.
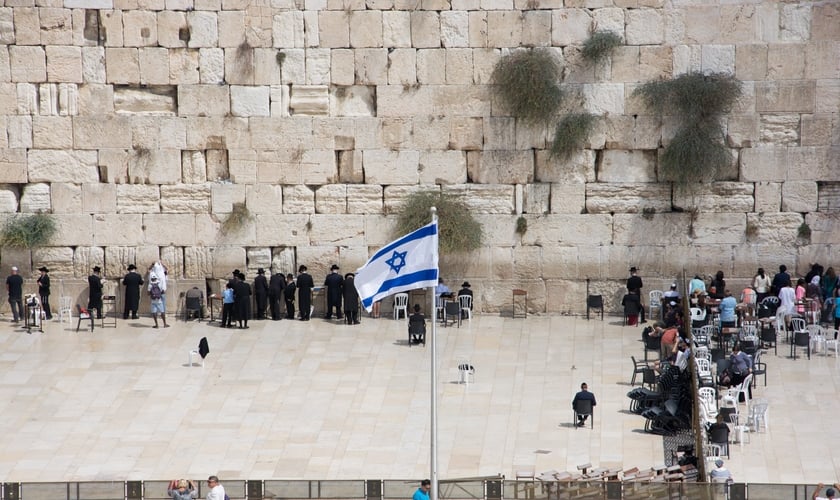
[0,0,837,315]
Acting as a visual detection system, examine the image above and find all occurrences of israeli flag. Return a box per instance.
[355,221,439,312]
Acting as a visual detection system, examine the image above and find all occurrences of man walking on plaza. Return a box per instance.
[6,266,23,323]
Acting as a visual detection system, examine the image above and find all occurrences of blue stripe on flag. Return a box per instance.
[360,268,439,310]
[367,223,437,263]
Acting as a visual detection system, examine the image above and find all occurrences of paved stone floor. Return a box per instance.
[0,311,837,485]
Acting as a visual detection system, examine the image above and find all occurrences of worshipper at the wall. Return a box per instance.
[324,264,344,320]
[122,264,144,320]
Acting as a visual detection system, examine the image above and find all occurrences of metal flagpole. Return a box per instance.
[429,206,439,500]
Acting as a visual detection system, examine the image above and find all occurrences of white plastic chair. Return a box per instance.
[393,293,409,321]
[749,399,770,432]
[823,329,839,358]
[696,358,713,385]
[458,294,472,320]
[698,386,717,411]
[456,356,475,386]
[649,290,663,319]
[58,296,73,324]
[726,374,753,412]
[690,307,706,324]
[807,324,824,353]
[188,337,209,368]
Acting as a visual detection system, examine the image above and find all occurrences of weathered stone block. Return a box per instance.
[73,246,104,278]
[382,185,439,214]
[28,150,98,182]
[46,46,82,83]
[244,247,272,278]
[782,181,817,213]
[32,247,74,277]
[128,149,181,185]
[17,183,49,213]
[309,214,364,246]
[207,246,245,279]
[318,11,349,48]
[548,182,585,214]
[467,150,533,184]
[354,49,388,85]
[32,116,73,149]
[441,11,468,48]
[116,184,160,214]
[105,48,140,84]
[735,44,767,81]
[178,85,230,116]
[91,215,143,246]
[522,183,550,215]
[142,214,195,245]
[80,183,117,214]
[411,11,440,49]
[363,150,419,185]
[418,151,467,185]
[230,85,270,117]
[673,182,754,213]
[690,213,745,245]
[523,214,612,246]
[314,184,346,214]
[349,11,382,48]
[726,115,759,148]
[746,212,802,246]
[289,85,329,116]
[700,44,735,74]
[551,9,591,46]
[10,46,46,82]
[755,81,816,113]
[582,83,624,115]
[199,48,225,84]
[805,213,840,245]
[598,150,656,183]
[754,182,780,213]
[382,11,411,48]
[187,11,218,48]
[282,185,315,214]
[159,184,211,213]
[626,8,663,45]
[443,184,514,214]
[346,185,382,214]
[123,10,157,47]
[760,114,799,146]
[243,184,283,215]
[586,183,671,214]
[780,4,810,42]
[168,48,199,84]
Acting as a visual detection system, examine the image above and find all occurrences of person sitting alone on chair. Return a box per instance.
[408,304,426,344]
[728,343,752,389]
[572,382,596,427]
[622,288,643,326]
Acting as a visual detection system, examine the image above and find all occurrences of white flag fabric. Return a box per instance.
[355,221,439,312]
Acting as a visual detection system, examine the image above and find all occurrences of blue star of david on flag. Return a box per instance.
[386,250,407,274]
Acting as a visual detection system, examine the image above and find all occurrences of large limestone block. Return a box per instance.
[18,183,49,213]
[535,150,595,184]
[289,85,329,116]
[218,11,245,48]
[245,184,283,215]
[330,49,355,86]
[446,49,474,84]
[735,44,767,81]
[309,214,364,246]
[811,3,840,41]
[540,245,581,280]
[363,150,419,185]
[92,214,144,246]
[74,115,131,149]
[230,85,270,117]
[690,213,745,245]
[598,150,656,183]
[51,183,80,214]
[673,182,754,213]
[228,149,256,184]
[282,185,315,214]
[449,117,483,151]
[801,114,839,147]
[467,150,533,184]
[780,4,811,41]
[754,182,781,212]
[250,214,309,246]
[551,9,591,46]
[314,184,346,214]
[128,149,181,185]
[511,245,542,281]
[318,11,349,48]
[142,214,196,245]
[0,150,26,183]
[382,185,439,214]
[700,44,734,74]
[98,149,129,184]
[726,115,759,148]
[270,247,296,275]
[181,151,207,184]
[350,11,382,48]
[411,12,441,49]
[157,11,187,49]
[199,48,225,84]
[582,83,625,115]
[272,11,303,49]
[208,246,246,279]
[419,151,467,184]
[413,116,450,150]
[245,247,272,278]
[10,46,46,82]
[760,114,800,146]
[32,247,74,278]
[73,246,104,277]
[768,43,806,80]
[382,11,411,48]
[295,246,341,282]
[178,84,230,116]
[123,10,157,47]
[28,150,98,182]
[0,8,13,45]
[486,11,522,48]
[168,48,199,85]
[782,181,817,213]
[116,184,160,214]
[46,46,82,83]
[626,8,663,45]
[82,183,117,214]
[613,213,692,247]
[755,81,816,113]
[182,246,212,279]
[586,183,671,214]
[361,214,397,247]
[549,182,585,214]
[523,183,550,215]
[160,184,211,213]
[523,214,612,246]
[354,49,388,85]
[347,185,383,214]
[100,10,123,47]
[444,184,514,214]
[105,48,139,84]
[816,80,839,114]
[441,11,468,48]
[806,213,840,245]
[159,246,185,279]
[745,212,802,246]
[187,11,218,48]
[32,116,72,150]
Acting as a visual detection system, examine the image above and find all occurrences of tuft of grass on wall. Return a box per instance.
[659,126,731,185]
[491,49,564,127]
[515,215,528,235]
[580,31,623,65]
[394,191,483,254]
[549,113,597,160]
[0,213,57,248]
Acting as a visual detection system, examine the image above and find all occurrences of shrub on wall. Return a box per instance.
[394,191,483,254]
[580,31,623,65]
[0,213,57,248]
[634,72,742,191]
[550,113,597,160]
[491,49,564,127]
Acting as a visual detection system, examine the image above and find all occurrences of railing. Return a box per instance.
[0,479,826,499]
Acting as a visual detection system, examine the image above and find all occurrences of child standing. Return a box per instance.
[221,283,234,328]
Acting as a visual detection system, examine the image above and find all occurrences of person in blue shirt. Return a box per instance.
[688,275,706,296]
[413,480,431,500]
[221,283,235,328]
[719,290,737,328]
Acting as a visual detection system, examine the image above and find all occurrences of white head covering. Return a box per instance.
[811,275,820,286]
[149,261,168,292]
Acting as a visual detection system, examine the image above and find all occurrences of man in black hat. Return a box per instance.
[88,266,103,319]
[284,273,296,319]
[324,264,344,320]
[233,272,251,329]
[268,269,285,321]
[626,267,646,324]
[343,272,360,325]
[122,264,144,320]
[457,281,473,319]
[37,266,52,320]
[253,268,269,320]
[296,265,314,320]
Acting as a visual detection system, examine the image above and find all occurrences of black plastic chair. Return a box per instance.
[642,367,658,390]
[708,425,730,458]
[573,399,594,429]
[443,301,461,328]
[586,295,604,320]
[408,321,426,347]
[752,351,767,387]
[75,304,94,332]
[791,330,810,360]
[630,356,649,386]
[184,293,203,322]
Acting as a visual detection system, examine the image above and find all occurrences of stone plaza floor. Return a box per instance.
[0,310,837,485]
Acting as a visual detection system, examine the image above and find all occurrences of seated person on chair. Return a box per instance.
[621,289,643,325]
[185,286,205,320]
[457,281,473,319]
[408,304,426,343]
[435,278,452,304]
[572,383,596,426]
[709,459,733,484]
[728,343,752,387]
[663,283,681,302]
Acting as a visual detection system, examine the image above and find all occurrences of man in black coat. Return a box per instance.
[88,266,104,319]
[37,266,52,320]
[342,273,360,325]
[122,264,144,319]
[233,272,251,329]
[268,270,285,321]
[253,268,269,320]
[283,273,296,319]
[626,267,646,324]
[324,264,344,320]
[296,265,314,321]
[572,382,597,427]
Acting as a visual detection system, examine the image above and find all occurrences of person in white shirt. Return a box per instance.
[206,476,226,500]
[779,282,796,318]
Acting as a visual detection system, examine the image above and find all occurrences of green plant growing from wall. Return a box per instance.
[633,72,741,192]
[491,49,564,127]
[221,202,252,234]
[394,191,483,254]
[580,31,623,65]
[0,213,57,248]
[797,222,812,243]
[550,113,597,160]
[515,215,528,235]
